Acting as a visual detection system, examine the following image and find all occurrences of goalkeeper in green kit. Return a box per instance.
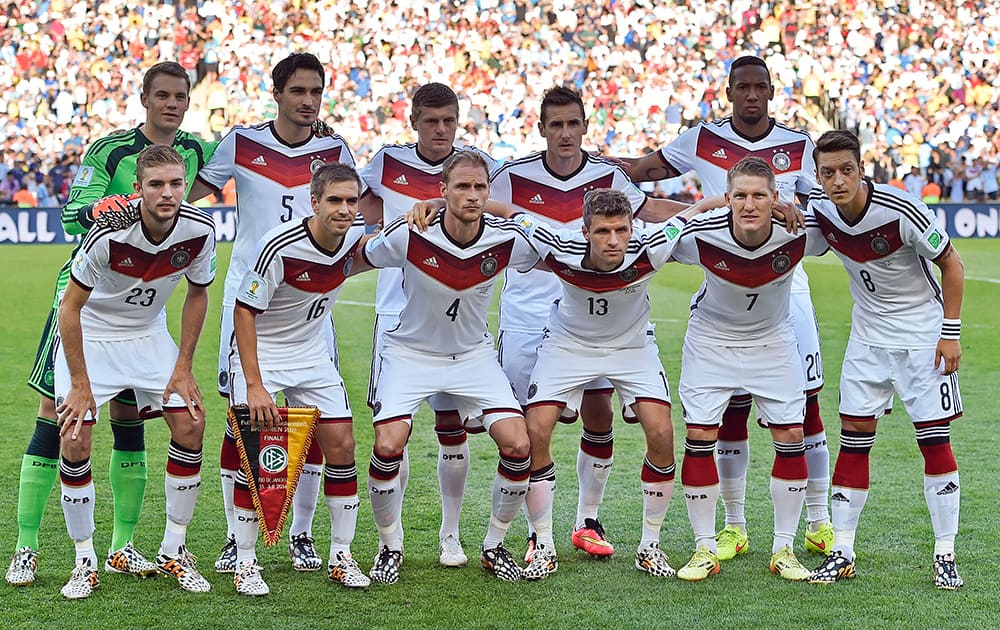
[7,61,216,586]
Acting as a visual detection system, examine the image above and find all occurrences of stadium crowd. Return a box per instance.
[1,0,999,207]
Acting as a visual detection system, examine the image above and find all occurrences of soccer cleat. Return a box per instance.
[808,550,856,584]
[524,533,537,564]
[105,541,158,577]
[770,546,811,581]
[635,542,675,577]
[677,547,721,582]
[328,552,371,588]
[369,546,403,584]
[234,560,269,596]
[933,553,963,590]
[481,545,523,582]
[521,543,558,581]
[60,558,100,599]
[288,533,322,572]
[156,546,211,593]
[571,518,615,558]
[214,535,237,573]
[804,522,835,555]
[439,534,468,568]
[6,547,38,586]
[715,525,749,561]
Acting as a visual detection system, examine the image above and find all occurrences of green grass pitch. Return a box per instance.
[0,239,998,628]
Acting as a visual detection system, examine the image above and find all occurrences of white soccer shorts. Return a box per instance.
[790,292,824,394]
[498,329,613,409]
[228,365,352,421]
[369,313,461,413]
[839,339,962,424]
[679,336,805,428]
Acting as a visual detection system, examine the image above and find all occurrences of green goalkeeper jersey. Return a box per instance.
[61,126,216,234]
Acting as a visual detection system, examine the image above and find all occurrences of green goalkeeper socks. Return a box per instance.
[109,449,147,551]
[15,454,59,550]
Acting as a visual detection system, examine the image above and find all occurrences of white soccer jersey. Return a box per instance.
[360,143,497,316]
[491,150,649,333]
[363,214,538,356]
[670,210,828,347]
[195,122,359,305]
[513,212,684,349]
[235,216,366,370]
[70,200,216,341]
[659,118,817,293]
[807,180,950,349]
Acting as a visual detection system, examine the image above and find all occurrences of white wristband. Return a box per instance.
[940,318,961,340]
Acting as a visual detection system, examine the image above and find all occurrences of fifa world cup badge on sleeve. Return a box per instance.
[227,405,320,546]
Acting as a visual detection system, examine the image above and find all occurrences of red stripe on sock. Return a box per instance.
[681,454,718,487]
[919,441,958,476]
[804,394,824,435]
[832,451,870,489]
[771,453,807,480]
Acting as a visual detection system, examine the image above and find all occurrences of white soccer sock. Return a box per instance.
[924,471,960,556]
[60,458,96,548]
[525,472,556,549]
[438,441,470,539]
[484,472,528,549]
[368,473,403,550]
[74,538,97,565]
[717,439,749,527]
[684,482,720,553]
[162,472,200,554]
[220,468,237,538]
[289,463,322,538]
[233,506,259,566]
[830,485,868,560]
[327,494,360,560]
[804,431,831,525]
[770,476,807,552]
[640,479,674,547]
[575,432,613,529]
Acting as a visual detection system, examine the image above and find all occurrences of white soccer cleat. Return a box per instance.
[156,545,211,593]
[6,547,38,586]
[61,557,100,600]
[234,560,269,596]
[439,534,468,567]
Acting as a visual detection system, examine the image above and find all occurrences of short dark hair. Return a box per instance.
[272,53,325,92]
[142,61,190,96]
[310,162,362,200]
[441,150,489,184]
[582,188,631,227]
[727,156,775,193]
[728,56,770,86]
[814,130,862,165]
[410,83,459,123]
[540,85,585,125]
[136,144,185,182]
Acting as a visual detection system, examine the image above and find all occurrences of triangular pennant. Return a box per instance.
[227,405,320,546]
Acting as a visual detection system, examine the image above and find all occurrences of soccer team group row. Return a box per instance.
[6,52,966,599]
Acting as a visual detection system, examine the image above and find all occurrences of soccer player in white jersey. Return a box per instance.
[491,86,692,561]
[624,56,833,560]
[668,157,828,582]
[804,131,966,589]
[189,53,359,574]
[362,152,538,584]
[491,189,708,580]
[53,145,215,599]
[359,83,497,568]
[227,163,374,596]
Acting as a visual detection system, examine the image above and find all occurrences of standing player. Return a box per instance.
[54,145,215,598]
[501,189,704,580]
[188,52,359,574]
[805,131,966,589]
[624,56,834,559]
[358,83,496,568]
[668,157,827,582]
[362,151,539,584]
[7,61,216,587]
[490,86,691,561]
[227,163,372,596]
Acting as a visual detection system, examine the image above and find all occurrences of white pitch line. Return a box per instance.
[968,275,1000,285]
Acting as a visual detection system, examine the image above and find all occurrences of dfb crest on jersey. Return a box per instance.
[771,151,791,172]
[343,256,354,276]
[619,266,639,282]
[170,250,191,269]
[871,236,890,255]
[310,158,326,174]
[480,256,498,277]
[771,253,791,274]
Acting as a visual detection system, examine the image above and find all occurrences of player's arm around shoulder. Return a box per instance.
[933,243,965,375]
[61,152,115,235]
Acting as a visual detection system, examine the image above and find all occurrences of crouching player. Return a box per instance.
[54,145,215,598]
[227,163,374,595]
